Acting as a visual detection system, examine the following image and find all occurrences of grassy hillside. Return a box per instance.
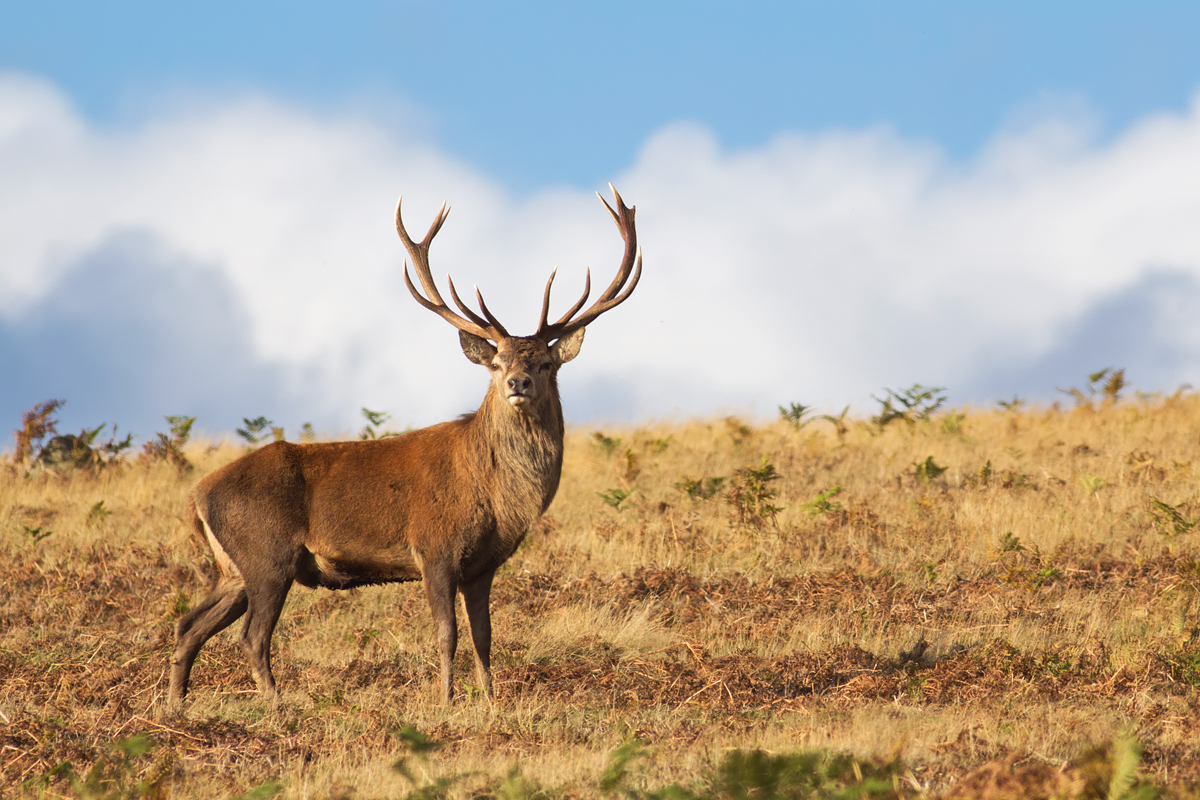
[2,387,1200,798]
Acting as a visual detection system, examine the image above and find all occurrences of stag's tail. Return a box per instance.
[184,496,218,589]
[187,493,245,586]
[186,496,206,545]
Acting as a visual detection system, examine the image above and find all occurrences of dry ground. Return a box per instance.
[2,392,1200,798]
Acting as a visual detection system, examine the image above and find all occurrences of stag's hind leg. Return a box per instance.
[169,578,249,704]
[239,575,293,698]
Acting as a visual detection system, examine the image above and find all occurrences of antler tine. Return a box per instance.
[402,266,489,339]
[572,253,641,326]
[590,186,637,302]
[396,196,506,341]
[395,197,451,306]
[536,268,558,333]
[549,268,591,329]
[446,274,495,330]
[537,185,641,341]
[535,268,594,337]
[599,182,623,226]
[444,273,511,339]
[473,287,511,338]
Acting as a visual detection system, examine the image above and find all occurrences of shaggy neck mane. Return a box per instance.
[469,379,566,521]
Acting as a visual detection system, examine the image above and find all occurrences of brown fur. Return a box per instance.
[168,333,585,705]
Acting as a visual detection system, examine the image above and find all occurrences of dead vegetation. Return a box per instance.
[3,388,1200,797]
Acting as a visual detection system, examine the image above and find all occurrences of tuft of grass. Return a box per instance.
[912,456,948,486]
[1059,367,1127,409]
[997,395,1026,412]
[1148,497,1196,538]
[32,733,174,800]
[599,738,909,800]
[598,487,634,511]
[1159,642,1200,687]
[778,402,814,430]
[236,415,273,446]
[13,398,65,464]
[360,407,401,440]
[996,537,1062,594]
[870,384,946,429]
[20,525,53,545]
[800,486,844,516]
[141,415,196,470]
[37,424,134,472]
[940,410,966,436]
[592,431,622,456]
[229,781,284,800]
[817,405,851,441]
[390,725,462,797]
[675,475,727,501]
[85,501,110,528]
[724,416,754,444]
[996,531,1025,554]
[727,456,783,529]
[12,400,133,472]
[621,449,642,484]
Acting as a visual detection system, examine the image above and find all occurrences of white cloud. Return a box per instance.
[3,71,1200,434]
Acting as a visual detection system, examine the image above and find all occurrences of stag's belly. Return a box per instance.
[295,544,422,589]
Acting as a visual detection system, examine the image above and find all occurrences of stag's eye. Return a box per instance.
[490,363,502,371]
[539,362,552,372]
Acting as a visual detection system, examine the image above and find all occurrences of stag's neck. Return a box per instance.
[471,385,565,524]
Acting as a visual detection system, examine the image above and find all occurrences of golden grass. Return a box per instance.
[2,394,1200,797]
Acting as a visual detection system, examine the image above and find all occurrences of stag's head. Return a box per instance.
[395,185,641,420]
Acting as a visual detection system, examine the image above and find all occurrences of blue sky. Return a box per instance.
[10,2,1200,186]
[4,2,1200,441]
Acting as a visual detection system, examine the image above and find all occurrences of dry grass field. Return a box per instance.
[3,383,1200,798]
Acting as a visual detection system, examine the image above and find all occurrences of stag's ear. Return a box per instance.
[460,330,497,365]
[551,327,585,365]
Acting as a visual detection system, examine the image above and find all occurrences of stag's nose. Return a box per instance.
[507,375,532,394]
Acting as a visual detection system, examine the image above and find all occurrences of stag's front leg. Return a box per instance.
[423,561,459,703]
[460,570,495,697]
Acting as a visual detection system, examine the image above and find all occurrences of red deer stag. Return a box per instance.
[168,186,641,706]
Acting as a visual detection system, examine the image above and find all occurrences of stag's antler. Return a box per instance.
[396,198,510,341]
[397,185,640,343]
[536,184,642,342]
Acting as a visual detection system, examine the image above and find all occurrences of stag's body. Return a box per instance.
[169,187,640,706]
